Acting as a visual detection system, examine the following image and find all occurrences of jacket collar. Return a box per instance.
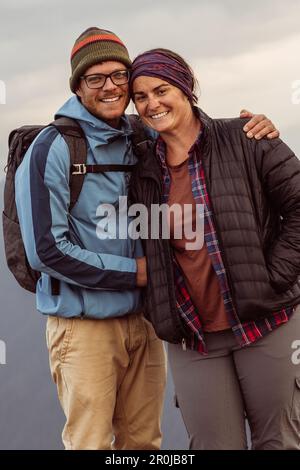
[55,96,133,147]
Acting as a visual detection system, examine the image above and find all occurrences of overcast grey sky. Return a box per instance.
[1,0,300,172]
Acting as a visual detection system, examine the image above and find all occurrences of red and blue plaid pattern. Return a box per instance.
[156,134,294,354]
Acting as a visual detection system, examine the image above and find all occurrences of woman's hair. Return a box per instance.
[131,47,199,105]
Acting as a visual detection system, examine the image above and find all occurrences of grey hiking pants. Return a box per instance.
[168,306,300,450]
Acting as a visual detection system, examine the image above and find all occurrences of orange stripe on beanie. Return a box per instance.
[71,34,126,59]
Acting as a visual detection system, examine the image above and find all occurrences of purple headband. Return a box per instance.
[130,51,194,104]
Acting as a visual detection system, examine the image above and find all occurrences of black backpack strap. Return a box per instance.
[49,117,88,296]
[70,163,137,174]
[128,114,154,156]
[50,117,88,212]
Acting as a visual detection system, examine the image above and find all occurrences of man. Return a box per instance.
[15,27,279,450]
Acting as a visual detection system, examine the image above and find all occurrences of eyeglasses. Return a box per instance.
[80,70,130,89]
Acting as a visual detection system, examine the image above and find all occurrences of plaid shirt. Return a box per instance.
[156,134,294,355]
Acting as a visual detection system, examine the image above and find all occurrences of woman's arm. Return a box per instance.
[255,137,300,292]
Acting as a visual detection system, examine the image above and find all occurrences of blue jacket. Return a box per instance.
[15,96,144,319]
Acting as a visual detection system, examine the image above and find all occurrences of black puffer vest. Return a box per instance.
[130,109,300,343]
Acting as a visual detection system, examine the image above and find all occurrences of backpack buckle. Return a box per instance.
[72,163,86,175]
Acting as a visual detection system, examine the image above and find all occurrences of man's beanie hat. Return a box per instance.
[70,27,132,93]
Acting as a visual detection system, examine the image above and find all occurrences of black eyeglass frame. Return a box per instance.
[80,70,130,89]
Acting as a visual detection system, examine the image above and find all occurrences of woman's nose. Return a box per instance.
[147,95,160,110]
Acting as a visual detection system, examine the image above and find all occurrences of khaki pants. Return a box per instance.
[46,313,167,450]
[169,307,300,450]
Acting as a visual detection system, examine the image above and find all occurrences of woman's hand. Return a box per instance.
[240,109,280,140]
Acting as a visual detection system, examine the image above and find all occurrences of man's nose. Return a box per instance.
[102,76,117,91]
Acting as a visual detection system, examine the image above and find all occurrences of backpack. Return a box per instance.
[2,114,150,294]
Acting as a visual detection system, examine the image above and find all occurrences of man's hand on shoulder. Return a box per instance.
[240,109,280,140]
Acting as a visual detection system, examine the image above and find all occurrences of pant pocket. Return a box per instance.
[46,316,59,351]
[173,393,190,438]
[58,318,75,364]
[291,377,300,422]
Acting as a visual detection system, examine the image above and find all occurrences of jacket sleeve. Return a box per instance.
[15,127,137,291]
[255,137,300,292]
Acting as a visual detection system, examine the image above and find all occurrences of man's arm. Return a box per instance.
[15,127,138,291]
[240,109,279,140]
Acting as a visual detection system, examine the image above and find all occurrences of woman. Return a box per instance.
[129,49,300,450]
